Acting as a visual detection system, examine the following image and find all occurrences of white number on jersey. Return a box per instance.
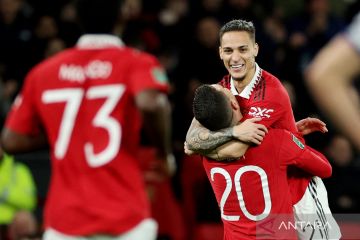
[42,84,125,167]
[210,166,272,221]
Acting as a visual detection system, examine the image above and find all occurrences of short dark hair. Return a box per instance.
[75,0,122,34]
[219,19,256,43]
[193,85,233,131]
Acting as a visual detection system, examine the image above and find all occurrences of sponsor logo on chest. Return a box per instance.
[248,107,274,118]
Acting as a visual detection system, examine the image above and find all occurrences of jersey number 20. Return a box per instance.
[211,166,272,221]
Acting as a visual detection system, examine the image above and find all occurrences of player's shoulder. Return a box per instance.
[217,75,231,88]
[27,48,74,77]
[259,69,289,100]
[121,47,160,64]
[261,69,283,86]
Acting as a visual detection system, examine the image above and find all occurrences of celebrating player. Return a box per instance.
[191,84,333,239]
[185,19,340,239]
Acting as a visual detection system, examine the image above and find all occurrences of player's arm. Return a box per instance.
[306,33,360,151]
[281,131,332,178]
[136,89,175,175]
[295,117,328,135]
[204,140,250,161]
[185,117,266,155]
[295,147,332,178]
[1,129,47,154]
[1,73,48,154]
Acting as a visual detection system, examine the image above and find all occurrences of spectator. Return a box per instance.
[0,145,37,239]
[0,146,37,226]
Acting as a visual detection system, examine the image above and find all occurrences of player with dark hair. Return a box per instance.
[191,84,333,239]
[186,19,341,239]
[1,0,173,239]
[193,85,234,131]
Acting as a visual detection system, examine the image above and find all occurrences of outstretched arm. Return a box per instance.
[296,117,328,136]
[281,131,332,178]
[294,146,332,178]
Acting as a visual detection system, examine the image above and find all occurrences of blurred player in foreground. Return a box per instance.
[1,0,174,239]
[306,12,360,151]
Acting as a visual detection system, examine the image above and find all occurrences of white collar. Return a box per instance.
[230,63,262,99]
[76,34,124,49]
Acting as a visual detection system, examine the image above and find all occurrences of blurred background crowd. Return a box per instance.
[0,0,359,239]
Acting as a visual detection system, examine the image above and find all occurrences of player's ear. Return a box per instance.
[219,46,223,60]
[230,99,239,111]
[254,43,259,57]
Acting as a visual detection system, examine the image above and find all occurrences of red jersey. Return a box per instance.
[218,64,311,204]
[202,129,332,240]
[5,35,169,235]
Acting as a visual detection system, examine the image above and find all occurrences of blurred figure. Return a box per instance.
[0,78,18,126]
[0,146,37,239]
[305,11,360,151]
[0,0,33,89]
[284,0,345,117]
[8,211,39,240]
[323,135,360,213]
[58,2,82,47]
[138,147,185,240]
[28,15,59,66]
[0,146,37,226]
[1,0,173,240]
[43,38,66,58]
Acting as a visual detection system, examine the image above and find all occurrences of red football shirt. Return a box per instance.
[218,64,311,204]
[5,35,169,235]
[202,130,332,240]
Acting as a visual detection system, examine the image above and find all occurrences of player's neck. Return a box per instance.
[232,69,255,93]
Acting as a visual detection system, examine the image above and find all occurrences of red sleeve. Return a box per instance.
[5,70,42,135]
[128,51,169,95]
[278,130,332,178]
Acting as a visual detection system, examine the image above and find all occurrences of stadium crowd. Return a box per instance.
[0,0,359,239]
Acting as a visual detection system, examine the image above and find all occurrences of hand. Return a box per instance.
[184,141,196,155]
[232,118,268,145]
[296,117,328,136]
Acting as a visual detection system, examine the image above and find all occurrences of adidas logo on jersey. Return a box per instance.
[248,107,274,119]
[59,60,112,82]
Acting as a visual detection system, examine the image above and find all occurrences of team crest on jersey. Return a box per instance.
[292,134,305,149]
[151,67,168,84]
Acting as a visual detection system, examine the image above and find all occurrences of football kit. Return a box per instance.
[218,63,341,239]
[5,35,168,238]
[203,129,332,240]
